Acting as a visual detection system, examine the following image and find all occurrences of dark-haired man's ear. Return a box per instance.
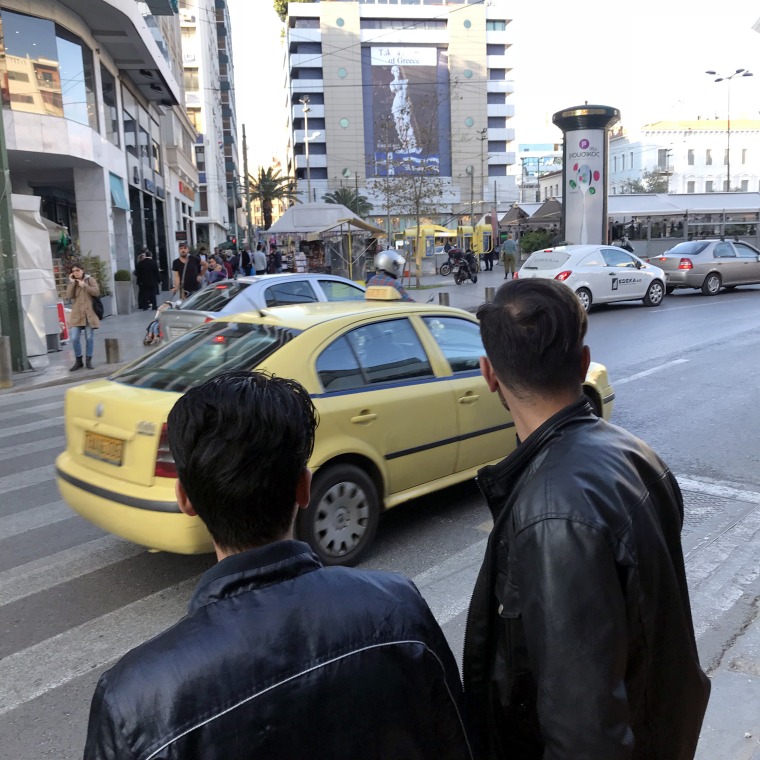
[296,468,312,511]
[480,356,499,393]
[176,479,197,518]
[580,345,591,380]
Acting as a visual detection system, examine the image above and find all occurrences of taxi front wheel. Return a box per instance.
[297,464,380,567]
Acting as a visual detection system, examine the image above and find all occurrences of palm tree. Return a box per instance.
[249,167,298,230]
[323,187,373,218]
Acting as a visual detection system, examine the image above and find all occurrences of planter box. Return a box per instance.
[114,281,134,315]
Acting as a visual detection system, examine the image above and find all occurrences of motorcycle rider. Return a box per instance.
[366,250,414,301]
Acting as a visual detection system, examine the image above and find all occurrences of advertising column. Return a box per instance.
[552,105,620,245]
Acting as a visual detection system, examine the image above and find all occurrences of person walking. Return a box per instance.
[134,250,161,310]
[482,246,493,271]
[66,261,100,371]
[83,371,473,760]
[252,243,268,275]
[500,233,517,279]
[171,242,205,299]
[463,279,710,760]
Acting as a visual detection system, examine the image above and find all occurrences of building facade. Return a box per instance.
[0,0,198,303]
[179,0,239,250]
[283,0,516,238]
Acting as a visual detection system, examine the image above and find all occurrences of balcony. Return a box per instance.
[290,80,324,96]
[486,80,515,96]
[292,103,325,120]
[488,128,515,142]
[294,129,326,144]
[487,103,515,119]
[295,154,327,170]
[291,53,323,70]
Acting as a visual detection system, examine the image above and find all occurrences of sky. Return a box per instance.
[230,0,760,172]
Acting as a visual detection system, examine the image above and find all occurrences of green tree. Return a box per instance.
[620,169,669,194]
[323,187,373,217]
[249,167,298,230]
[273,0,309,22]
[519,230,554,255]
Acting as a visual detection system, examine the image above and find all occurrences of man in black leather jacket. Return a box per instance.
[84,371,472,760]
[463,279,709,760]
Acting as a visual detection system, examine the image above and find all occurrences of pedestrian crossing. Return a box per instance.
[1,385,759,758]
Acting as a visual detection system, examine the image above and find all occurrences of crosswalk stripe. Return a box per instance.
[0,464,56,496]
[0,500,74,541]
[0,436,66,460]
[0,579,195,717]
[0,536,145,606]
[0,402,61,423]
[0,387,66,408]
[0,418,64,440]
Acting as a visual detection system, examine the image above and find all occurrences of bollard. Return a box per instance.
[0,336,12,389]
[438,292,450,306]
[485,286,495,303]
[104,338,121,364]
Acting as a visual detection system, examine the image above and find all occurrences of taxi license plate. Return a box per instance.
[84,432,124,465]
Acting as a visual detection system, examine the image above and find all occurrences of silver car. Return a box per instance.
[646,239,760,295]
[160,273,366,341]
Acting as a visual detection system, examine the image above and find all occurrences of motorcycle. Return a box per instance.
[451,249,478,285]
[440,248,480,277]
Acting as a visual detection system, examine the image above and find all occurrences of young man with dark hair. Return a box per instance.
[84,371,472,760]
[463,279,710,760]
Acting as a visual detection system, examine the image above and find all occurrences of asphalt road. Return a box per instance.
[1,286,759,759]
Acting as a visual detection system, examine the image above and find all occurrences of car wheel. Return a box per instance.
[701,272,721,296]
[643,280,665,307]
[665,286,676,295]
[297,464,380,567]
[439,263,451,276]
[575,287,592,312]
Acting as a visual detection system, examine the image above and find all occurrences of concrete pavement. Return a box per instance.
[1,262,511,394]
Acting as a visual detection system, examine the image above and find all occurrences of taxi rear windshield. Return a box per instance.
[179,281,250,312]
[522,251,570,270]
[665,242,709,256]
[110,322,300,393]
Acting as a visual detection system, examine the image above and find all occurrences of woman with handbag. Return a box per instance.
[66,261,101,371]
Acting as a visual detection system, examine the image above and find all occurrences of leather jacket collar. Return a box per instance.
[189,540,322,612]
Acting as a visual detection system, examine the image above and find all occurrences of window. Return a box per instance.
[486,44,506,55]
[101,66,119,146]
[263,280,317,306]
[705,181,713,192]
[622,155,625,170]
[723,180,729,191]
[602,249,637,268]
[486,20,507,31]
[658,148,669,169]
[687,181,695,193]
[741,180,748,191]
[316,337,364,391]
[152,140,161,174]
[488,141,506,152]
[487,116,506,129]
[487,92,506,105]
[630,151,633,167]
[318,280,365,301]
[688,149,694,165]
[734,242,759,259]
[180,281,251,312]
[705,149,712,165]
[613,156,617,172]
[742,149,748,164]
[713,243,735,258]
[183,69,200,91]
[488,69,506,81]
[123,109,137,157]
[422,317,483,373]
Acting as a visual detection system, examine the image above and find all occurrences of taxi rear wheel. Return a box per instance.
[298,464,380,567]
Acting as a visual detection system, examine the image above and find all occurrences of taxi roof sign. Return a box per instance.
[365,285,402,301]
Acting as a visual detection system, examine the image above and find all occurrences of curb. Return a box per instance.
[2,363,126,394]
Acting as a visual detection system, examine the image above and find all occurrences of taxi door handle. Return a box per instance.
[458,393,480,404]
[350,411,377,424]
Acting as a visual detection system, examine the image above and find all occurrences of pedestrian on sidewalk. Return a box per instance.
[134,249,161,310]
[500,233,517,279]
[66,261,100,371]
[463,278,710,760]
[83,371,472,760]
[252,243,268,275]
[482,246,494,271]
[171,242,205,299]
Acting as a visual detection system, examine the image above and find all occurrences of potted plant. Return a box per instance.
[113,269,134,315]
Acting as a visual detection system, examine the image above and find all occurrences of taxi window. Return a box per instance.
[316,337,364,391]
[111,322,299,393]
[713,242,736,258]
[179,281,249,312]
[423,317,483,373]
[602,249,637,268]
[264,280,318,306]
[347,319,432,385]
[318,279,365,301]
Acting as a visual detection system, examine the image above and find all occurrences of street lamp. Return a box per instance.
[705,68,753,191]
[298,95,312,203]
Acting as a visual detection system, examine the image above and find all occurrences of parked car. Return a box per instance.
[517,244,666,312]
[160,273,366,341]
[56,295,614,566]
[643,239,760,295]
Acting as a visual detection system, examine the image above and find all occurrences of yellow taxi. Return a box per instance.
[56,294,615,565]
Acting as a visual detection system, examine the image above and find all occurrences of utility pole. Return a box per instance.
[0,105,28,372]
[299,95,311,203]
[242,124,253,247]
[478,127,487,208]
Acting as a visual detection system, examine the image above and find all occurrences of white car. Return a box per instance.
[517,245,666,311]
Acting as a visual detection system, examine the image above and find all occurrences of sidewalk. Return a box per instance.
[1,265,509,394]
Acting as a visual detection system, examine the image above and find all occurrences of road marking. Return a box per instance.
[0,499,74,541]
[0,386,65,408]
[0,536,144,606]
[661,296,759,312]
[0,402,61,423]
[0,436,66,460]
[613,359,688,386]
[0,464,56,496]
[678,477,760,505]
[0,579,195,716]
[0,418,64,440]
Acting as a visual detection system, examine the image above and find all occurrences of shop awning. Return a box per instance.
[307,217,385,241]
[109,174,130,211]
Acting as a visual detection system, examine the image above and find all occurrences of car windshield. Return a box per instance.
[665,242,709,256]
[179,281,250,312]
[111,321,299,393]
[522,251,570,270]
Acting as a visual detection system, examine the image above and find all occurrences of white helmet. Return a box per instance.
[374,250,405,277]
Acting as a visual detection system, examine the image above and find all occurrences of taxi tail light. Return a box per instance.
[512,271,519,279]
[554,270,573,281]
[154,423,177,478]
[678,258,693,270]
